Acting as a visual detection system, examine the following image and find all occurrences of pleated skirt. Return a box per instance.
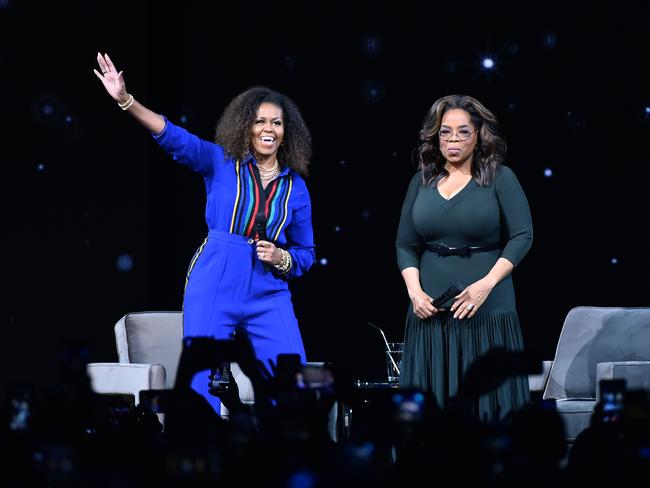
[399,310,530,423]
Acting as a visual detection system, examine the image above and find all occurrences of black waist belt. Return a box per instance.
[426,242,501,257]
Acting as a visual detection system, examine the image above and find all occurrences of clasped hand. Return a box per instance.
[410,276,495,320]
[449,277,495,319]
[256,240,281,266]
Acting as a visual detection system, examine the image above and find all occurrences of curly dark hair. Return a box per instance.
[418,94,506,187]
[214,86,311,177]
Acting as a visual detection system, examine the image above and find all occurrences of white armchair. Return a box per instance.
[86,311,183,402]
[85,311,341,440]
[85,311,254,410]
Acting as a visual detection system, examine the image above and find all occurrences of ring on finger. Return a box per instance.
[466,303,475,311]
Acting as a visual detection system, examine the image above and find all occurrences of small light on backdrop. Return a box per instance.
[116,253,134,272]
[362,36,382,56]
[541,32,559,49]
[362,81,385,104]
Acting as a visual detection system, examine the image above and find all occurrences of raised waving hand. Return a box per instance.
[93,52,165,134]
[94,52,129,104]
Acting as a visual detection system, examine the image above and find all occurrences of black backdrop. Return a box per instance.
[3,1,650,388]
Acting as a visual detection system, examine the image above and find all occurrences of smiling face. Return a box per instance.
[439,108,478,167]
[250,102,284,164]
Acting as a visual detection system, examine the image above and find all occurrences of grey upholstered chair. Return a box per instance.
[528,360,553,400]
[86,311,182,400]
[86,311,254,408]
[85,311,339,439]
[542,306,650,442]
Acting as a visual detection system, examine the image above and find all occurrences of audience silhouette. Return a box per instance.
[2,330,649,487]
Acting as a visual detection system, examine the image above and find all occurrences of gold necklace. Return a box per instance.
[259,160,280,182]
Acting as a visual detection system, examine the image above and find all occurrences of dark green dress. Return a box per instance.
[396,166,532,422]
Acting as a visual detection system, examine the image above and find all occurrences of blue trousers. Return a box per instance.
[183,229,306,413]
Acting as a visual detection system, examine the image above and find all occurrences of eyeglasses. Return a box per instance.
[438,128,477,141]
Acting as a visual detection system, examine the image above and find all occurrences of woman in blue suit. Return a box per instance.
[95,52,315,413]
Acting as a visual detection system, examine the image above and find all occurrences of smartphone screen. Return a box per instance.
[392,389,426,424]
[139,390,169,414]
[300,365,335,390]
[7,385,33,432]
[9,397,30,432]
[599,379,625,423]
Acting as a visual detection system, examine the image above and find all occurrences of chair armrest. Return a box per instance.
[528,360,554,392]
[86,362,167,404]
[596,361,650,401]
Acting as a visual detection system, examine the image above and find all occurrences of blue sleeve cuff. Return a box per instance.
[151,116,169,140]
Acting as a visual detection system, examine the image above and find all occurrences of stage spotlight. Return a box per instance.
[334,226,341,233]
[481,57,495,69]
[544,168,553,177]
[644,106,650,117]
[116,253,134,272]
[36,163,45,172]
[610,258,618,265]
[180,115,188,124]
[319,258,328,266]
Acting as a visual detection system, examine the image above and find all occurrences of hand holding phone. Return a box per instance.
[598,378,626,424]
[175,336,240,389]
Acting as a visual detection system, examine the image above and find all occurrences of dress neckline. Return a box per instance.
[436,177,474,201]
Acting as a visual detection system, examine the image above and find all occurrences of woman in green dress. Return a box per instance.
[396,94,533,422]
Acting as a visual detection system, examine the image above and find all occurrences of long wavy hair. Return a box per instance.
[214,87,311,177]
[418,94,506,187]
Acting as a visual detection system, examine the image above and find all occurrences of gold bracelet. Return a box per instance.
[118,93,134,110]
[273,248,292,274]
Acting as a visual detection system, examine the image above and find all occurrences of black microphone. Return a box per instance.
[255,212,270,271]
[431,282,464,309]
[255,212,268,241]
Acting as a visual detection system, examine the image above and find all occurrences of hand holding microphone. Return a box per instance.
[411,282,465,320]
[255,212,280,270]
[431,282,465,310]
